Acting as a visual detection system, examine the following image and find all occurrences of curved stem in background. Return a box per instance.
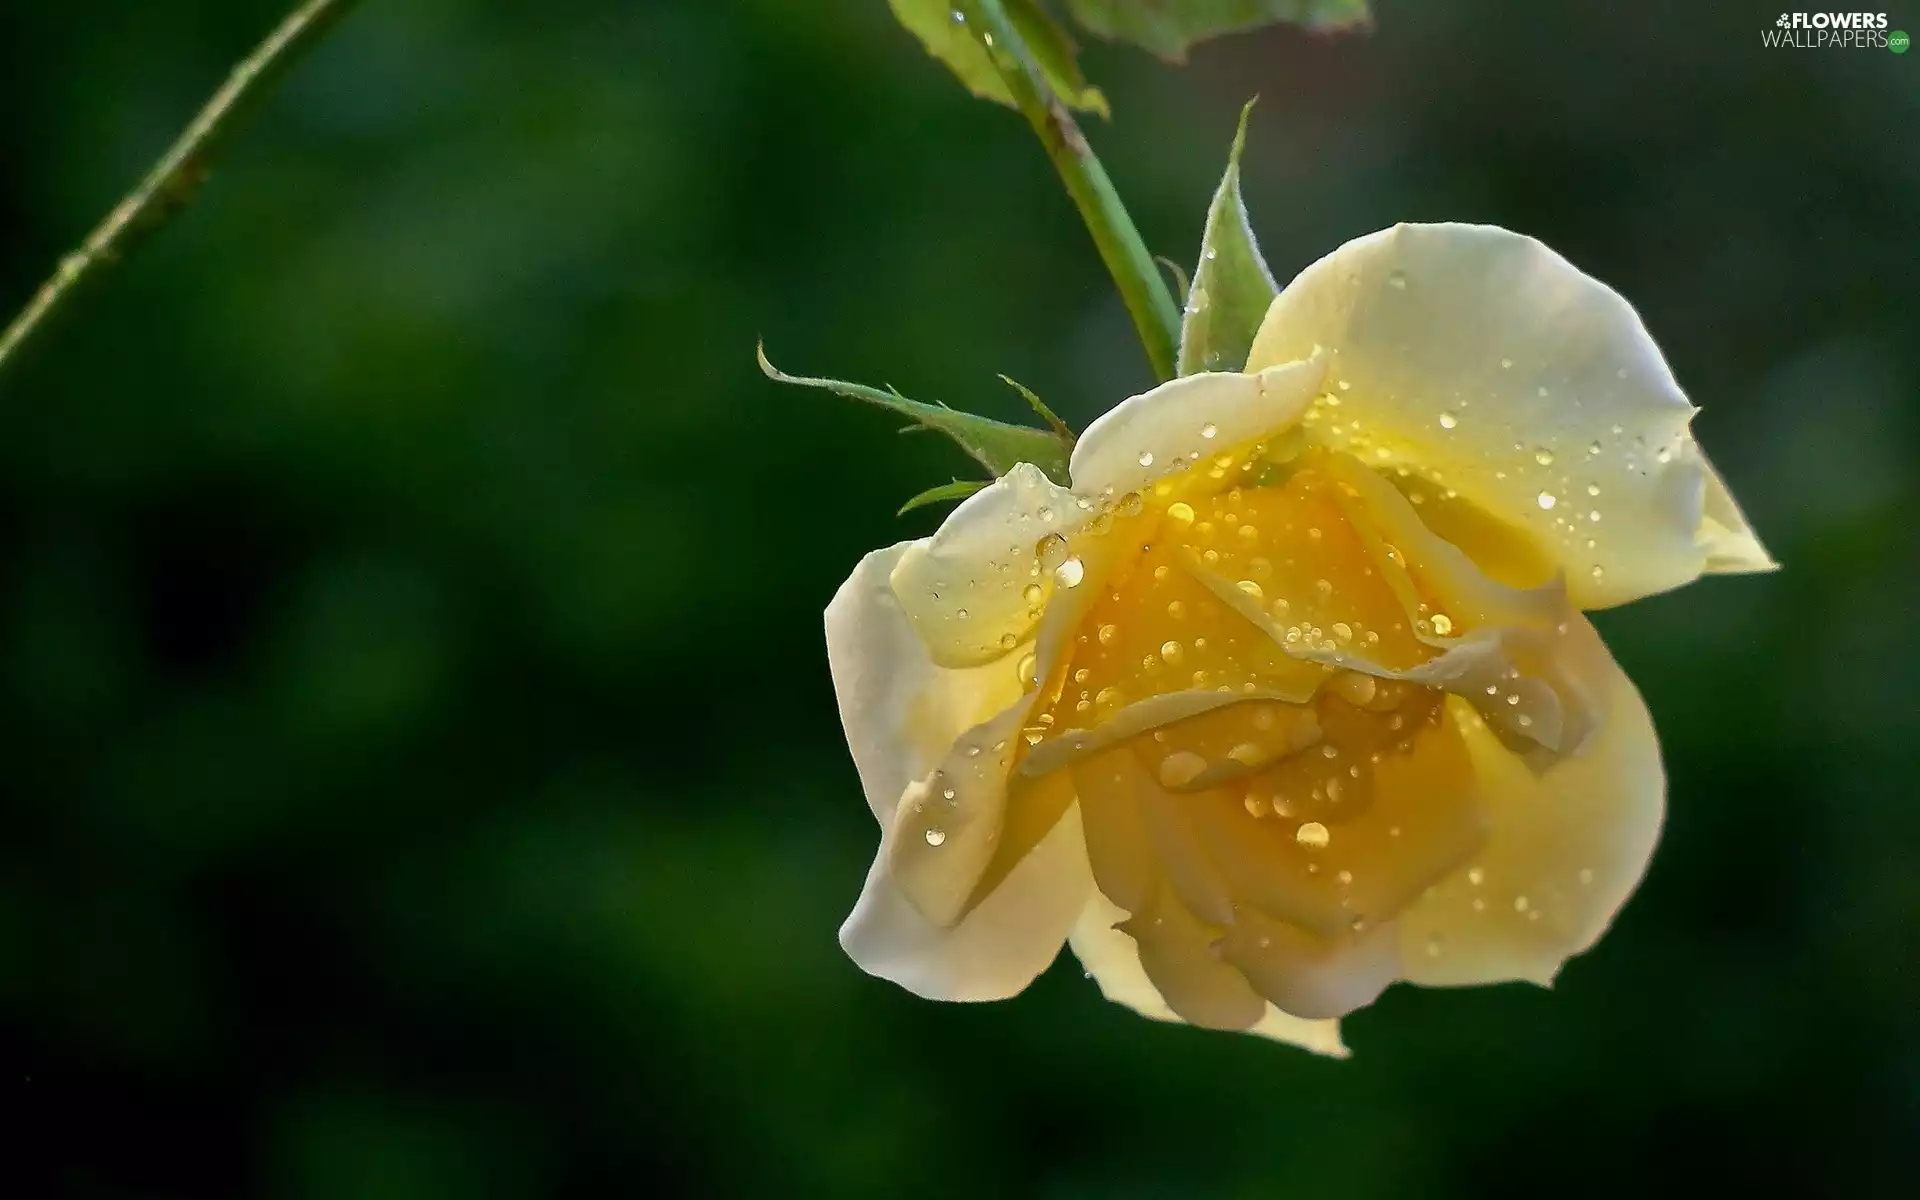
[0,0,365,391]
[959,0,1182,383]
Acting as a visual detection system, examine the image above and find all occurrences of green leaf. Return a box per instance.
[897,479,991,516]
[1176,100,1279,377]
[1064,0,1370,62]
[758,342,1072,483]
[890,0,1110,117]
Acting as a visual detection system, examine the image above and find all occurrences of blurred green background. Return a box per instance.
[1,2,1914,1196]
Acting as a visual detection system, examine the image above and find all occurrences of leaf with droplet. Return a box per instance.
[898,479,992,516]
[1176,100,1278,377]
[890,0,1110,117]
[1065,0,1371,62]
[758,343,1072,483]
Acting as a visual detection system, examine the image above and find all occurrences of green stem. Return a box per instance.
[0,0,364,391]
[960,0,1182,382]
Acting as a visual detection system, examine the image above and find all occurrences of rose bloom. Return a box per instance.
[826,224,1773,1054]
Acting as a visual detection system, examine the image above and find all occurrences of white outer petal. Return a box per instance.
[1068,356,1326,498]
[826,542,1027,822]
[1396,670,1665,988]
[1247,222,1774,608]
[840,802,1092,1001]
[888,462,1081,668]
[1066,892,1351,1057]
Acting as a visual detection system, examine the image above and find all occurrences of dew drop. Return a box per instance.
[1332,671,1377,706]
[1536,491,1558,510]
[1166,501,1196,525]
[1138,450,1156,467]
[1166,600,1187,620]
[1022,583,1043,606]
[1438,410,1459,430]
[1430,613,1454,636]
[1200,422,1218,440]
[1054,555,1085,588]
[1160,639,1184,664]
[1236,579,1264,602]
[1158,751,1208,789]
[1295,821,1331,850]
[1035,532,1069,569]
[1534,448,1555,466]
[924,827,947,847]
[1097,623,1119,645]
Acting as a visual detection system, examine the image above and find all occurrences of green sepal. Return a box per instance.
[758,343,1073,483]
[898,479,991,516]
[890,0,1110,118]
[998,375,1076,441]
[1065,0,1370,62]
[1176,100,1279,377]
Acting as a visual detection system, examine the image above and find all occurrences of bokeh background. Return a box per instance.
[1,2,1915,1196]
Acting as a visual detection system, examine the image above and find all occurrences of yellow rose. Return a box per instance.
[827,223,1774,1055]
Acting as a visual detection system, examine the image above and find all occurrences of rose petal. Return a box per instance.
[1068,357,1325,499]
[1395,675,1664,988]
[1698,453,1778,574]
[1246,222,1774,608]
[826,543,1028,821]
[1068,891,1350,1056]
[889,463,1081,668]
[1218,909,1402,1021]
[885,703,1035,926]
[840,797,1092,1002]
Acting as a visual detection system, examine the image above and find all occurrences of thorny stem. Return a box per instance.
[0,0,364,390]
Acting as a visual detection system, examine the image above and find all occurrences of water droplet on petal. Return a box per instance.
[924,827,947,846]
[1138,450,1155,467]
[1536,491,1558,510]
[1167,502,1195,525]
[1158,751,1208,788]
[1035,532,1068,569]
[1430,613,1454,635]
[1295,821,1331,850]
[1200,422,1218,440]
[1438,411,1459,429]
[1054,555,1085,588]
